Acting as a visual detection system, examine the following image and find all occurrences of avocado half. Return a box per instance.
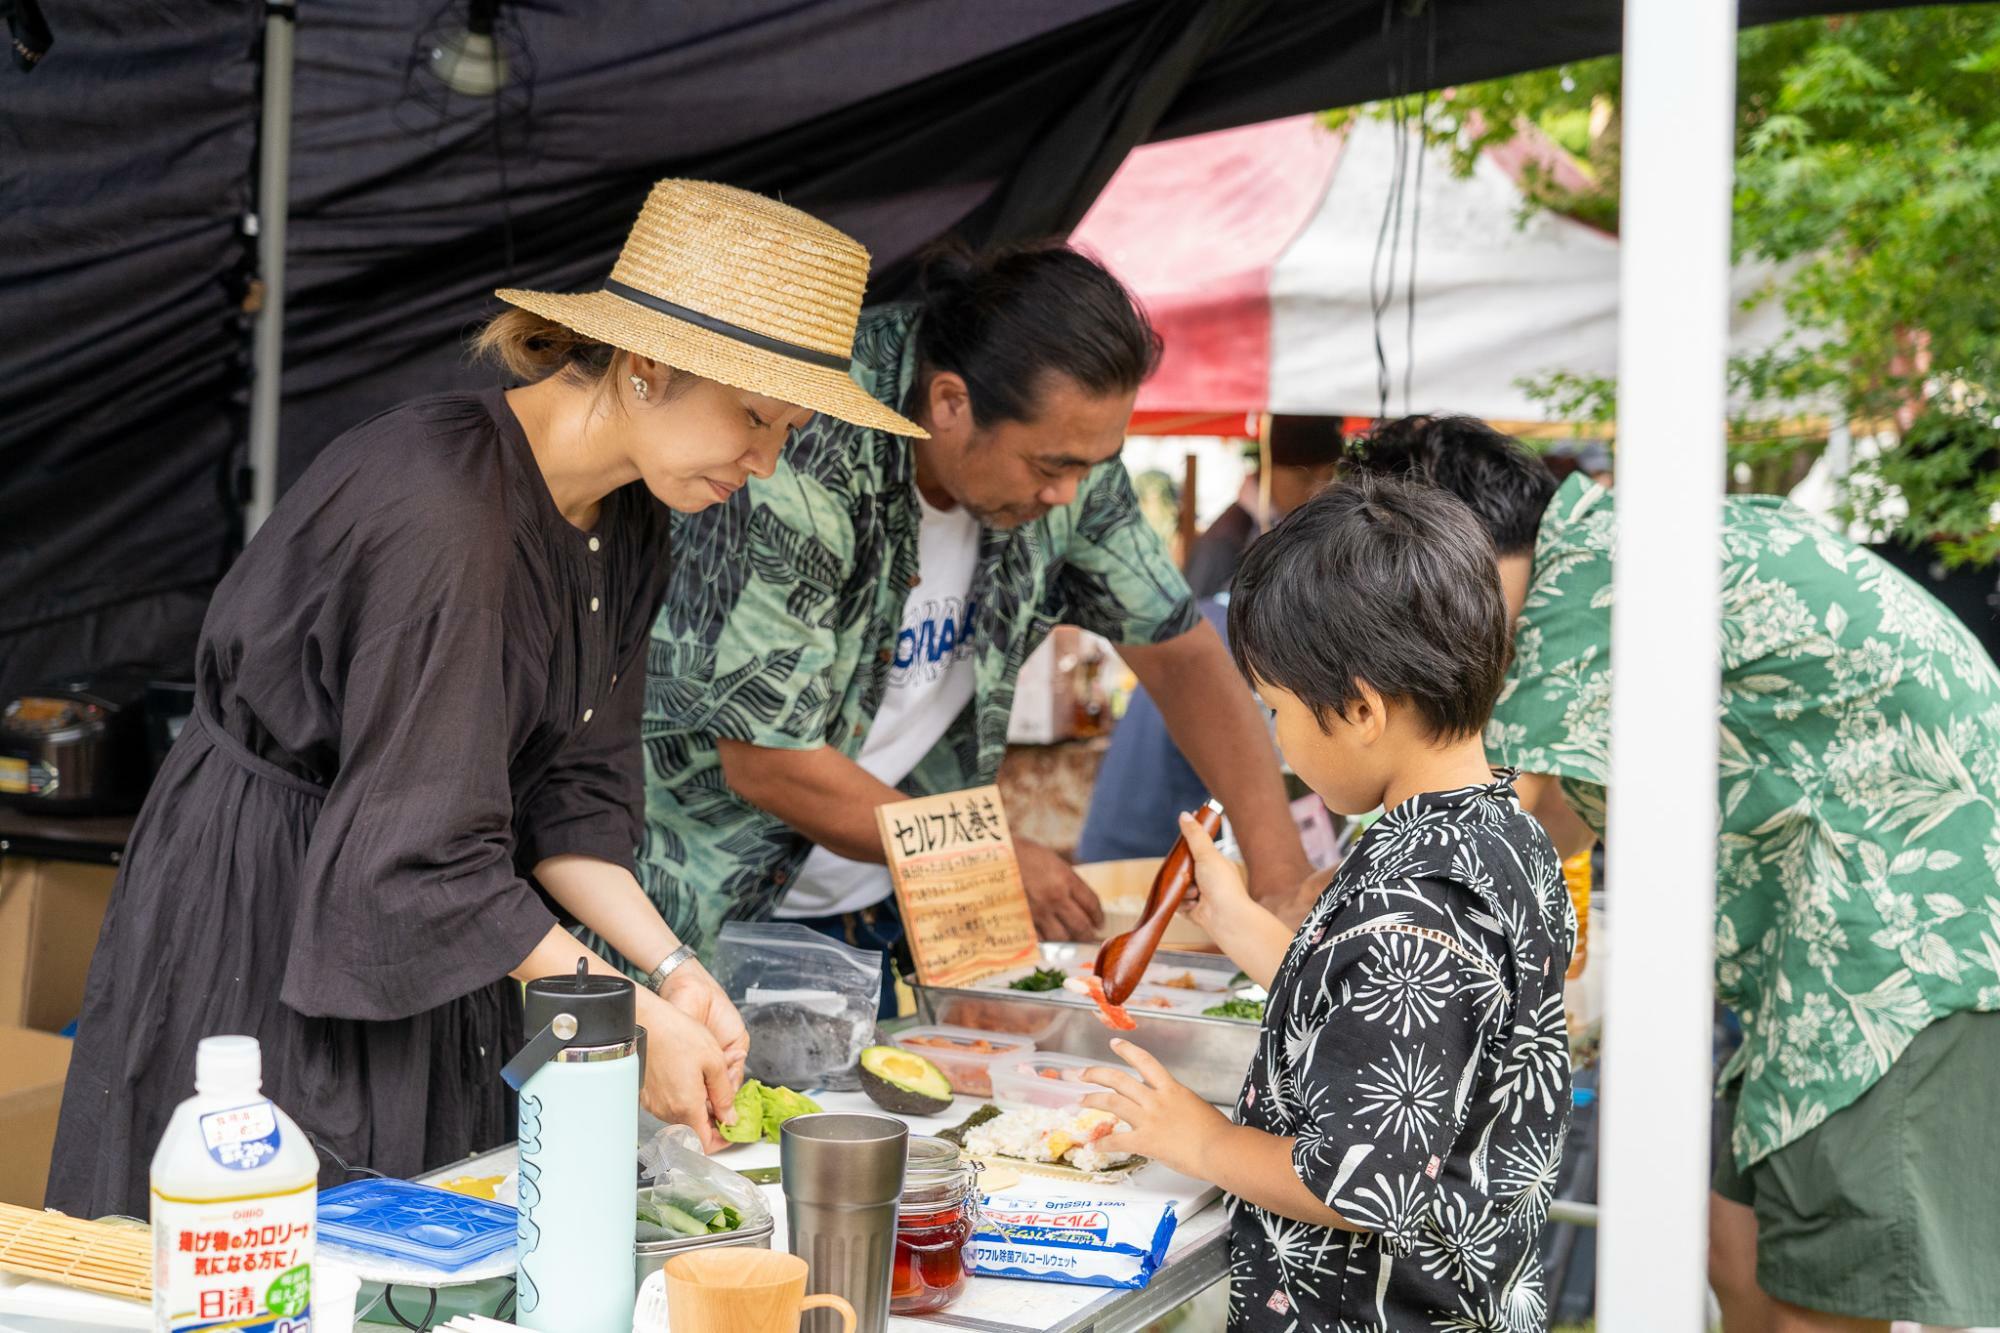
[858,1045,954,1116]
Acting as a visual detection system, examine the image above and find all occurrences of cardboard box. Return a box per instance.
[0,855,116,1032]
[0,1026,73,1208]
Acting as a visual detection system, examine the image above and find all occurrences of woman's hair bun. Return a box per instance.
[473,309,618,383]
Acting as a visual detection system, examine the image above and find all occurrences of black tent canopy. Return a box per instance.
[0,0,1899,693]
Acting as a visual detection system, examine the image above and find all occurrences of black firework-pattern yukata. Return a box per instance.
[1230,774,1574,1333]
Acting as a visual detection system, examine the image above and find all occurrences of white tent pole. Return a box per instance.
[245,2,297,539]
[1598,0,1735,1324]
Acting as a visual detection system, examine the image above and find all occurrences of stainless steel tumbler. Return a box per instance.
[781,1112,908,1333]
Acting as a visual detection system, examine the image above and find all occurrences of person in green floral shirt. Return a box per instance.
[1347,416,2000,1333]
[626,243,1309,1015]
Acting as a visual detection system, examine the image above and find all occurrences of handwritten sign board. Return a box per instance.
[876,785,1039,988]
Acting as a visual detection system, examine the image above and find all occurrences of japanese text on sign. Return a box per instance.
[887,791,1007,857]
[877,785,1039,988]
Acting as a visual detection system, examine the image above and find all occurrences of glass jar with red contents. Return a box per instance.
[891,1135,981,1315]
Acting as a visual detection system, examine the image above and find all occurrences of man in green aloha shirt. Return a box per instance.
[1348,416,2000,1333]
[627,243,1310,1015]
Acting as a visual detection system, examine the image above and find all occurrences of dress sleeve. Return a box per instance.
[281,605,556,1023]
[1049,463,1200,647]
[649,478,857,752]
[1287,892,1509,1255]
[515,633,647,871]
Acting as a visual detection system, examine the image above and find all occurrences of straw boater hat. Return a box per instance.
[498,180,925,437]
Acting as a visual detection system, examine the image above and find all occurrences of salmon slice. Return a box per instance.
[1083,975,1137,1030]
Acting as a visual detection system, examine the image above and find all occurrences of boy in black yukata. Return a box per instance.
[1083,475,1574,1333]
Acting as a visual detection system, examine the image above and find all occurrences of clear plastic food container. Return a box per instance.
[891,1026,1038,1098]
[1074,959,1240,994]
[1116,984,1215,1016]
[1135,962,1239,994]
[990,1052,1116,1111]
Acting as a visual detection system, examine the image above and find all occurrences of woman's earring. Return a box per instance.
[629,374,650,402]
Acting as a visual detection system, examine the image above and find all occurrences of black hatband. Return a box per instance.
[603,279,850,373]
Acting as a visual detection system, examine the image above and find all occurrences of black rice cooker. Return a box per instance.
[0,673,154,814]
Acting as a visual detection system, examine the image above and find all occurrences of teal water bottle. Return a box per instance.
[502,964,644,1333]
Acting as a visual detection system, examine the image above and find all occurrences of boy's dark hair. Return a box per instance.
[1342,415,1559,557]
[1228,474,1510,740]
[908,240,1163,429]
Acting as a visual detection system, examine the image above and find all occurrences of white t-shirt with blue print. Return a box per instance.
[774,490,981,918]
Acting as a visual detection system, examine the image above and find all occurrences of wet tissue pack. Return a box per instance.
[967,1197,1177,1289]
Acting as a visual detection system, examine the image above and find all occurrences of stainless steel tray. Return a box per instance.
[911,944,1259,1106]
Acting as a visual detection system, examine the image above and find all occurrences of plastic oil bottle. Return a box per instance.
[150,1036,319,1333]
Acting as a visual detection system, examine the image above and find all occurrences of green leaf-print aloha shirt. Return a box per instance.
[624,304,1199,961]
[1488,473,2000,1168]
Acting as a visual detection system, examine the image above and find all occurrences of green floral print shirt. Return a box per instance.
[626,304,1199,960]
[1488,474,2000,1167]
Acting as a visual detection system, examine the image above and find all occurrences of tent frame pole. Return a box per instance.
[1598,0,1735,1323]
[246,1,296,539]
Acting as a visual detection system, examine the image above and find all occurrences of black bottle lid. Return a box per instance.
[501,961,640,1090]
[522,960,635,1047]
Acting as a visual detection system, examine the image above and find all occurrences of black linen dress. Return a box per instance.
[48,389,671,1218]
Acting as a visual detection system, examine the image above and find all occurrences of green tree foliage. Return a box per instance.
[1351,6,2000,561]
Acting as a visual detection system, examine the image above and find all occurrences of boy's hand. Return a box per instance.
[1177,811,1252,934]
[1082,1038,1232,1179]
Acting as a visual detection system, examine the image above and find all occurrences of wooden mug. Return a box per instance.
[663,1249,857,1333]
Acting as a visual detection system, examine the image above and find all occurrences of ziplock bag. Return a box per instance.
[712,921,881,1090]
[635,1125,773,1242]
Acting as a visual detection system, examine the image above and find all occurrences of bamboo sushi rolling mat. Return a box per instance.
[0,1203,150,1300]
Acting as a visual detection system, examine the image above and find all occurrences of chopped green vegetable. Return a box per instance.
[1203,997,1265,1021]
[718,1083,764,1143]
[639,1191,748,1239]
[1009,966,1068,992]
[759,1084,822,1143]
[649,1201,711,1238]
[1228,970,1251,988]
[715,1080,822,1144]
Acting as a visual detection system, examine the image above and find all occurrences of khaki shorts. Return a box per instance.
[1714,1009,2000,1326]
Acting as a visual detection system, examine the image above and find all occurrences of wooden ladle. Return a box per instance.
[1092,799,1224,1006]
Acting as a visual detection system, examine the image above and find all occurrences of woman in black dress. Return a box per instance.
[49,180,927,1217]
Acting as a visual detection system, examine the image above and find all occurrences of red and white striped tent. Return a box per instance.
[1074,113,1790,433]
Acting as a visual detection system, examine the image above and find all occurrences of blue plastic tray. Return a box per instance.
[317,1179,518,1272]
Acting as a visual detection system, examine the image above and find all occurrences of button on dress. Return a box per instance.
[47,389,670,1218]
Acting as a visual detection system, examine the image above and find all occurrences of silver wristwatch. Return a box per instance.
[644,943,696,994]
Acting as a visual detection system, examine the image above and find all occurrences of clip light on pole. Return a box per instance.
[430,0,506,97]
